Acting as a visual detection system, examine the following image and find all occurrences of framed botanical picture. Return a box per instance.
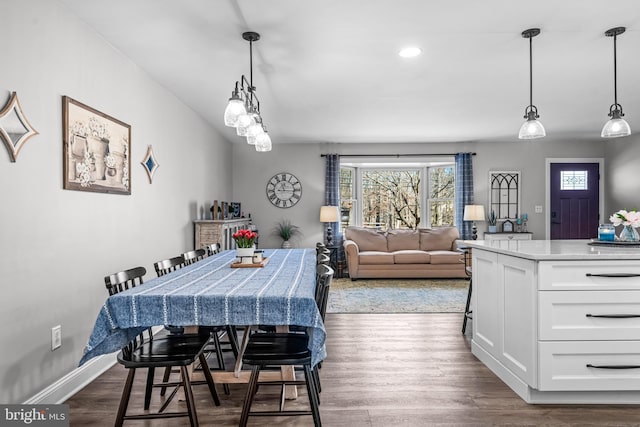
[62,96,131,194]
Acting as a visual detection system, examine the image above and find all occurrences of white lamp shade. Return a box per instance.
[518,118,546,139]
[236,113,255,136]
[463,205,485,221]
[223,99,246,127]
[245,122,264,139]
[320,205,340,223]
[601,117,631,138]
[255,132,272,152]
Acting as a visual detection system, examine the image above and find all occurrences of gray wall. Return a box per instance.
[604,132,640,212]
[0,0,232,403]
[232,139,607,245]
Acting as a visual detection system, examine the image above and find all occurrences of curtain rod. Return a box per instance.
[320,153,476,158]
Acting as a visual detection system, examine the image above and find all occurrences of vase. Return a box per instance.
[236,246,255,264]
[488,225,497,233]
[618,225,640,242]
[282,240,291,249]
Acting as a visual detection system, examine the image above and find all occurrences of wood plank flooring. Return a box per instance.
[66,314,640,426]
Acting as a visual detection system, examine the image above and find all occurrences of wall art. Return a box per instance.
[0,91,38,162]
[63,96,131,195]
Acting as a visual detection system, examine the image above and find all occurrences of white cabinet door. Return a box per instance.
[472,250,537,387]
[499,254,537,387]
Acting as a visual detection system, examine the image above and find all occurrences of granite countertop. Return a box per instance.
[462,239,640,261]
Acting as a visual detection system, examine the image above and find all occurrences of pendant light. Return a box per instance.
[601,27,631,138]
[518,28,545,140]
[223,31,272,151]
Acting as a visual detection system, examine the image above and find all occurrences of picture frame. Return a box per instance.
[62,96,131,195]
[231,202,241,218]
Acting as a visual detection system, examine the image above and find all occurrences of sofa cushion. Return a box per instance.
[359,251,395,265]
[393,250,431,264]
[429,250,463,265]
[418,227,459,251]
[386,229,420,252]
[345,227,388,252]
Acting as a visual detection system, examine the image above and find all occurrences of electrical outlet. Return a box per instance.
[51,325,61,351]
[535,205,543,213]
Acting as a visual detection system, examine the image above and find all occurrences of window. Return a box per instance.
[560,170,588,190]
[339,161,455,230]
[427,166,455,226]
[362,169,420,229]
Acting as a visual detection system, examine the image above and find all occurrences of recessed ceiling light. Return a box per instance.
[398,47,422,58]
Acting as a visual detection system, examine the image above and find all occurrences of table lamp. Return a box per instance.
[320,205,340,245]
[463,205,485,240]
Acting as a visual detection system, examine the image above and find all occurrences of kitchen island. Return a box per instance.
[464,239,640,404]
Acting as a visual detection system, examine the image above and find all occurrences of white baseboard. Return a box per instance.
[23,353,117,404]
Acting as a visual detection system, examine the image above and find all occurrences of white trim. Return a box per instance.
[23,353,117,404]
[544,158,605,240]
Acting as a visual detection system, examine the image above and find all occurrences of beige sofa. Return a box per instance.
[343,226,466,279]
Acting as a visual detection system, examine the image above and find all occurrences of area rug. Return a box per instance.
[327,278,469,313]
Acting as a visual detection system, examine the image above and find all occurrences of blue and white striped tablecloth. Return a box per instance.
[80,248,326,367]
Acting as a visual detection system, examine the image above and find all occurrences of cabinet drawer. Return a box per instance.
[539,261,640,291]
[484,233,531,241]
[539,341,640,391]
[539,291,640,341]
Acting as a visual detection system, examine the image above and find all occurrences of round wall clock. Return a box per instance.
[266,172,302,208]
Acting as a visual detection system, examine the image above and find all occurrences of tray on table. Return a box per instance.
[230,257,270,268]
[588,239,640,248]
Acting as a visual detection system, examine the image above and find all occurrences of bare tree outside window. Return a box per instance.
[428,166,455,226]
[338,163,455,230]
[339,168,355,233]
[362,170,420,229]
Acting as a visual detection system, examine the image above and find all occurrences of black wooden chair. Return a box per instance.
[105,267,220,425]
[461,248,473,334]
[238,265,333,426]
[204,243,221,257]
[182,248,206,265]
[153,256,185,277]
[239,333,322,427]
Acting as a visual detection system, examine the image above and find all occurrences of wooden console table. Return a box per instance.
[194,219,251,251]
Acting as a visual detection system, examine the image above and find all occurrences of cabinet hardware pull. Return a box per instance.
[586,314,640,318]
[586,273,640,278]
[586,364,640,369]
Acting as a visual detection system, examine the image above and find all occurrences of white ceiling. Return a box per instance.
[60,0,640,145]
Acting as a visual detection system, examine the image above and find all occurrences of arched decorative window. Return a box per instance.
[489,171,521,220]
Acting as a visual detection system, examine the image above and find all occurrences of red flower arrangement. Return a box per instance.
[233,229,258,248]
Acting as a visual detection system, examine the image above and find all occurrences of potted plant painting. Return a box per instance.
[488,209,497,233]
[273,219,300,248]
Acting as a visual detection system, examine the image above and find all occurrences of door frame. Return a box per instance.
[544,158,605,240]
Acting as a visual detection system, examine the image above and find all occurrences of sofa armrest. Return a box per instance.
[343,239,360,279]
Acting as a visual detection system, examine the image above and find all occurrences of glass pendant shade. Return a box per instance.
[235,113,255,136]
[245,121,264,138]
[255,131,272,152]
[518,117,546,139]
[223,97,246,127]
[601,113,631,138]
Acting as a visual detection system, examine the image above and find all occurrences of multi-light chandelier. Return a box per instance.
[224,31,272,152]
[601,27,631,138]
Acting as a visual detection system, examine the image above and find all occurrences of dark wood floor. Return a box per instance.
[66,313,640,426]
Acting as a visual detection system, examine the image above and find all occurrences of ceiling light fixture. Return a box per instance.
[398,47,422,58]
[601,27,631,138]
[223,31,272,151]
[518,28,545,140]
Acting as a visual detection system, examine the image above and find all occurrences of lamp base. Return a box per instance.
[472,225,478,240]
[326,226,333,246]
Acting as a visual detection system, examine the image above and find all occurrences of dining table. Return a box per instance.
[79,248,326,385]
